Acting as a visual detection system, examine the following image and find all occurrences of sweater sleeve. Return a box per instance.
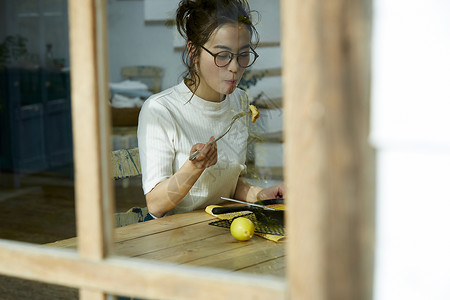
[137,99,176,195]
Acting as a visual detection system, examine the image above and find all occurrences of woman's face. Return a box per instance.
[195,23,251,102]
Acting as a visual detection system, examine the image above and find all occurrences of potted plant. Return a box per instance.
[0,35,28,70]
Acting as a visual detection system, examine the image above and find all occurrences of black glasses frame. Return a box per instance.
[201,46,259,68]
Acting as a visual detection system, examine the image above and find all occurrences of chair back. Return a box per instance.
[111,147,141,180]
[114,206,149,227]
[111,147,147,226]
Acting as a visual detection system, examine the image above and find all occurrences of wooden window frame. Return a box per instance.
[0,0,374,299]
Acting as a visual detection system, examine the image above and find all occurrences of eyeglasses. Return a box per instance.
[201,46,259,68]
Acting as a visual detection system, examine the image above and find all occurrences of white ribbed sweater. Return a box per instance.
[137,82,249,215]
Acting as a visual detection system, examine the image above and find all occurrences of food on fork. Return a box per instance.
[249,104,260,123]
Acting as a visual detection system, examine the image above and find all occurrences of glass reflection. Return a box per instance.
[0,1,76,296]
[0,0,74,244]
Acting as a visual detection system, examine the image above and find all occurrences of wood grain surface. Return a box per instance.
[283,0,374,299]
[47,210,286,278]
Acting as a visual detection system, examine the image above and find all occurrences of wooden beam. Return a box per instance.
[244,67,282,79]
[0,240,286,300]
[69,0,113,298]
[69,0,114,260]
[174,42,281,52]
[282,0,374,299]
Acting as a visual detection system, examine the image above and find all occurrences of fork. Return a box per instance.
[189,111,249,161]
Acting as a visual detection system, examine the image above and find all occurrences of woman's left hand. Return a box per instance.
[256,183,285,201]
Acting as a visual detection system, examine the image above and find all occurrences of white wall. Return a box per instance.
[107,0,184,89]
[107,0,281,90]
[372,0,450,299]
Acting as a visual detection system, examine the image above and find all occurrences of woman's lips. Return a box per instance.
[225,80,237,86]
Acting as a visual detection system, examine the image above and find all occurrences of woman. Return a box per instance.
[138,0,284,219]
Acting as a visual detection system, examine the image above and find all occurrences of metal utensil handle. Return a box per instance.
[211,206,255,214]
[188,130,225,161]
[220,197,281,211]
[189,150,200,161]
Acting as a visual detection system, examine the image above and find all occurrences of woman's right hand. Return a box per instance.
[189,136,217,169]
[146,136,218,217]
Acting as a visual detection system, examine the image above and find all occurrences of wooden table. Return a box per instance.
[48,210,286,278]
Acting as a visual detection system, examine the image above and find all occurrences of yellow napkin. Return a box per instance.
[205,205,286,242]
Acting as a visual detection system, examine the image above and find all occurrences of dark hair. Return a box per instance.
[176,0,259,94]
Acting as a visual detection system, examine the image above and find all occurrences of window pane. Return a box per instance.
[0,0,75,248]
[108,0,285,280]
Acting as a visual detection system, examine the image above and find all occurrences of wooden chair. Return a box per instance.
[111,147,141,180]
[111,147,149,227]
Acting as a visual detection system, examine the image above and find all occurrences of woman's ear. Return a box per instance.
[187,41,193,57]
[187,41,198,64]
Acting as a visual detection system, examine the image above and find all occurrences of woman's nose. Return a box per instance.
[227,56,240,72]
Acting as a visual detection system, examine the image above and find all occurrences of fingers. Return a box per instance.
[196,136,215,159]
[190,136,217,169]
[276,183,285,198]
[256,184,285,200]
[205,144,218,167]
